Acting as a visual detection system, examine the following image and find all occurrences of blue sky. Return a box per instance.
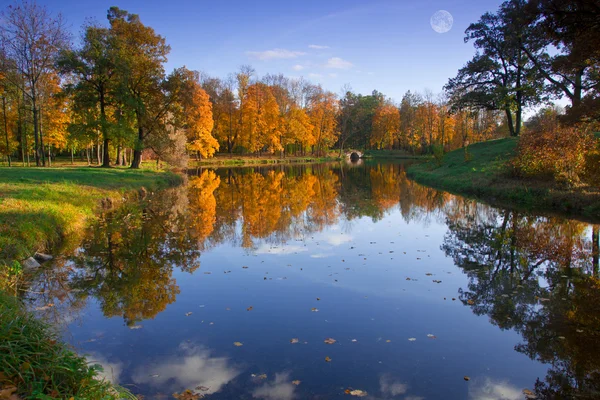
[36,0,504,103]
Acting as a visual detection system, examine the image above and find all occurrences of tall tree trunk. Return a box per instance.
[2,96,10,167]
[38,106,46,167]
[32,89,40,166]
[100,93,111,167]
[505,108,516,137]
[593,225,599,277]
[71,147,74,165]
[115,144,121,165]
[130,114,144,169]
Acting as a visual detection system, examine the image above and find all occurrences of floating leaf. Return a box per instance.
[247,306,253,311]
[172,389,201,400]
[325,356,332,362]
[129,325,143,330]
[464,376,470,381]
[311,308,319,312]
[242,266,248,269]
[351,339,357,342]
[348,389,368,397]
[257,374,267,380]
[316,297,321,301]
[324,338,336,344]
[195,386,210,391]
[185,312,193,317]
[290,338,299,344]
[385,339,391,343]
[292,380,301,386]
[427,334,437,339]
[408,338,416,341]
[233,342,243,347]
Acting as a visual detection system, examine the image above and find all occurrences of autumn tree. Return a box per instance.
[371,103,399,149]
[108,7,170,168]
[59,24,116,167]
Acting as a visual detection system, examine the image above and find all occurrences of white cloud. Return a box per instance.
[324,57,353,69]
[308,44,329,49]
[255,244,307,255]
[379,374,408,396]
[468,377,523,400]
[246,49,306,60]
[308,73,323,79]
[253,372,297,400]
[310,253,333,258]
[132,342,239,395]
[322,232,352,246]
[86,354,123,384]
[292,64,305,71]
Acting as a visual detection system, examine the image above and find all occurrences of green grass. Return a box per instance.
[362,149,426,159]
[0,292,136,399]
[192,155,341,166]
[0,167,182,266]
[407,138,600,221]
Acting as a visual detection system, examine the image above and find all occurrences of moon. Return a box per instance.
[430,10,453,33]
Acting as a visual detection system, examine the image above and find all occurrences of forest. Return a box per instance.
[1,0,597,172]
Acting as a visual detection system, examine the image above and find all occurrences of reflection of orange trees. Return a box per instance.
[208,168,339,248]
[188,170,221,246]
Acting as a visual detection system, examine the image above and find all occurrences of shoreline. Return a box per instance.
[406,138,600,223]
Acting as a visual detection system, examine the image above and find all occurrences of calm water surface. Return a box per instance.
[29,162,600,399]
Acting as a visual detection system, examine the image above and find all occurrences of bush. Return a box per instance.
[512,109,597,186]
[0,292,135,399]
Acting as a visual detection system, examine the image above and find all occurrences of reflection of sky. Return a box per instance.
[62,179,547,399]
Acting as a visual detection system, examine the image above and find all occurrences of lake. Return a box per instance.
[28,162,600,399]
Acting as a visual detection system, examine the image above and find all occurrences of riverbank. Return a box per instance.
[0,292,135,399]
[191,154,341,167]
[407,138,600,221]
[0,167,182,269]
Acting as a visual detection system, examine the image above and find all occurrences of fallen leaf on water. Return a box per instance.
[427,334,437,339]
[292,380,301,386]
[425,273,432,276]
[257,374,267,380]
[129,325,143,330]
[348,389,368,397]
[351,339,357,342]
[195,386,210,392]
[290,338,299,344]
[408,338,416,341]
[432,280,442,283]
[172,389,201,400]
[242,266,248,269]
[385,340,391,343]
[464,376,470,381]
[324,338,336,344]
[203,272,211,275]
[311,308,319,312]
[185,312,193,317]
[316,297,320,301]
[247,306,253,311]
[233,342,243,347]
[325,356,332,362]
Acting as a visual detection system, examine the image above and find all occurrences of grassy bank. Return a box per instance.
[407,138,600,221]
[191,154,341,166]
[0,167,182,267]
[0,292,134,399]
[362,149,426,159]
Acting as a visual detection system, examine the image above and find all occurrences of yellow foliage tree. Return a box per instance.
[371,104,399,149]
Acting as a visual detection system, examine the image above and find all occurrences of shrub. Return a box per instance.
[513,109,597,186]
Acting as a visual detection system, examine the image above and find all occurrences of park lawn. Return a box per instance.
[407,137,600,221]
[0,167,182,266]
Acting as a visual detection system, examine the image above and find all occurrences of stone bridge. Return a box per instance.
[345,150,363,161]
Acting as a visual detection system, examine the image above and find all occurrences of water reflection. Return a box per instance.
[27,162,600,399]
